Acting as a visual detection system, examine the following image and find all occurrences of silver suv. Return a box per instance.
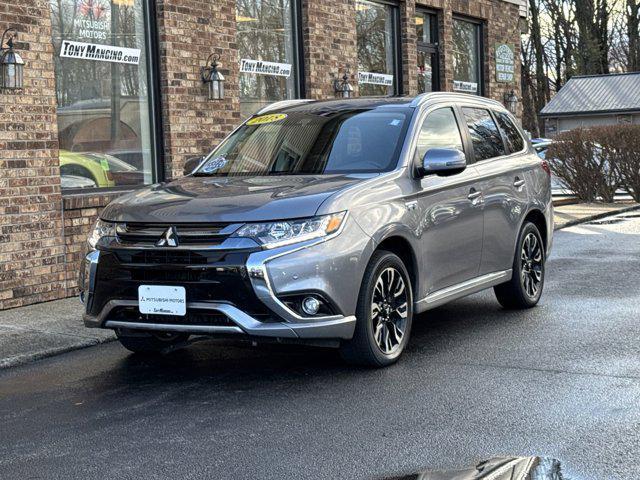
[81,93,553,367]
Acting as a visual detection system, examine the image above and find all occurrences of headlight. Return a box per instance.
[87,219,116,250]
[232,212,346,249]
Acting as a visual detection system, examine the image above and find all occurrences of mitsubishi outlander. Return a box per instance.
[80,93,553,367]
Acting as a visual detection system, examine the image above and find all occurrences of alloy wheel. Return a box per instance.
[521,232,543,298]
[371,267,409,355]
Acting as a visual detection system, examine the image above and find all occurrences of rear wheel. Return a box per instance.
[340,250,413,367]
[494,221,545,309]
[116,330,190,354]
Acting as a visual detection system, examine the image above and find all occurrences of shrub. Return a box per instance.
[610,125,640,203]
[546,127,621,203]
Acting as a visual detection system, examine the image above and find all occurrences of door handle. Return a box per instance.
[467,189,482,201]
[513,178,525,188]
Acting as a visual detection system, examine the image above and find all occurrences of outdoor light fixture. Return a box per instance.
[0,28,24,90]
[334,73,354,99]
[200,53,225,100]
[504,89,518,115]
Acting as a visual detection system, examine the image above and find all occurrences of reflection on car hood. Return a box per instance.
[101,174,375,223]
[382,457,562,480]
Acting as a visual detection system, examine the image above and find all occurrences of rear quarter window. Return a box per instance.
[495,111,525,153]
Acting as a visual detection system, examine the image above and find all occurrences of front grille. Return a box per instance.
[109,306,236,327]
[116,223,238,245]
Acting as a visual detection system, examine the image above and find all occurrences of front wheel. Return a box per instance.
[116,330,190,355]
[494,221,546,309]
[340,250,413,367]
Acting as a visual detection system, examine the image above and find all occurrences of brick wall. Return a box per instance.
[0,0,66,310]
[0,0,523,310]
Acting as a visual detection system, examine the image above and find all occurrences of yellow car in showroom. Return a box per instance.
[59,150,143,189]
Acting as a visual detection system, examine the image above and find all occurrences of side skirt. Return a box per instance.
[414,269,512,314]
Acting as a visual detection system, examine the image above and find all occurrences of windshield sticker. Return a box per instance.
[246,113,288,126]
[389,119,401,126]
[200,156,228,173]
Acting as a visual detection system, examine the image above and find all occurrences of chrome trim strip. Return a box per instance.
[105,321,244,335]
[415,269,512,312]
[80,250,100,313]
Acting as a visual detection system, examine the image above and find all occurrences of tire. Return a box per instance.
[116,330,190,355]
[340,250,413,367]
[494,221,546,309]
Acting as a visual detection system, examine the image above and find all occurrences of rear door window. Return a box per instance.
[495,111,525,153]
[461,107,506,161]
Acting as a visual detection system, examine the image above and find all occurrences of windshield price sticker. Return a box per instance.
[240,59,292,78]
[358,72,394,86]
[59,40,141,65]
[246,113,288,126]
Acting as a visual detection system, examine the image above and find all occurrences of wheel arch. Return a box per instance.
[369,232,420,300]
[521,208,548,251]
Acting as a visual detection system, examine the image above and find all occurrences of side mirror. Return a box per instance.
[418,148,467,177]
[183,156,204,176]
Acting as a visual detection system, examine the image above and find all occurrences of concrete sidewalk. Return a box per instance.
[0,298,114,369]
[0,200,638,370]
[553,201,640,229]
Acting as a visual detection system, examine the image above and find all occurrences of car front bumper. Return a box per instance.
[80,220,372,342]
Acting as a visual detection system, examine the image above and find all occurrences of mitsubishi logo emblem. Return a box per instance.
[156,226,179,247]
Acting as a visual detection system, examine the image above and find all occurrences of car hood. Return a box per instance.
[101,174,374,223]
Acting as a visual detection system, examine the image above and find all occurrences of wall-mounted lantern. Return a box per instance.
[200,54,225,100]
[0,28,24,90]
[334,73,354,99]
[504,89,518,115]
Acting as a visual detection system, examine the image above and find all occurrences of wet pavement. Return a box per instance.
[1,213,640,480]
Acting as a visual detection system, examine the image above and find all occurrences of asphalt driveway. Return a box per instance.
[1,213,639,480]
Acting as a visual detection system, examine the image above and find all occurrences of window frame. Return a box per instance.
[459,106,508,163]
[58,0,164,196]
[416,8,440,92]
[355,0,404,96]
[451,15,485,96]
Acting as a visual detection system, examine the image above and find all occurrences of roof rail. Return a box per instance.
[256,99,315,115]
[410,92,504,108]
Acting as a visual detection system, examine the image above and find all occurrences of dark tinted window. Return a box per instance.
[415,108,464,161]
[462,107,506,161]
[195,109,410,176]
[495,112,525,153]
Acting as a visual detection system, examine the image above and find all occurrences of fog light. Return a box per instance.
[302,296,320,316]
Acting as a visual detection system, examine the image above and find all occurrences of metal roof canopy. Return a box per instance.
[540,72,640,117]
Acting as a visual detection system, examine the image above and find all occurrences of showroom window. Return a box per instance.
[50,0,160,191]
[356,0,401,97]
[237,0,302,118]
[452,17,483,95]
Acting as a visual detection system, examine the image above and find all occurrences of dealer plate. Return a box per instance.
[138,285,186,316]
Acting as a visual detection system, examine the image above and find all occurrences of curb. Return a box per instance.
[555,204,640,230]
[0,334,116,370]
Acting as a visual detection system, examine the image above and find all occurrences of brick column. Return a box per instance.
[301,0,359,99]
[0,1,66,309]
[156,0,241,180]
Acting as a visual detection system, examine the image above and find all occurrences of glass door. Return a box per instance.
[415,10,439,94]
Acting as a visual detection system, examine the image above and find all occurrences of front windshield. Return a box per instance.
[194,108,411,176]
